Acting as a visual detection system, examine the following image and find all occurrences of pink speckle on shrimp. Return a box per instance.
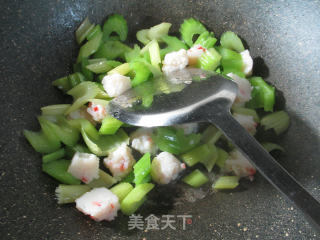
[181,163,186,169]
[81,177,88,183]
[92,201,102,207]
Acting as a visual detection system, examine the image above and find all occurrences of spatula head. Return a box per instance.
[107,69,238,127]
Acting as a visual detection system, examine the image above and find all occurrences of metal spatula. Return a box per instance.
[107,69,320,231]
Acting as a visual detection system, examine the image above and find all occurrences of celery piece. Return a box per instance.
[76,17,95,44]
[246,77,275,112]
[197,48,221,71]
[121,183,154,215]
[68,118,99,140]
[95,83,110,99]
[148,40,161,70]
[200,144,218,172]
[133,153,151,185]
[65,144,91,159]
[260,111,290,135]
[201,125,222,145]
[24,130,60,154]
[86,58,113,73]
[41,104,71,116]
[77,32,103,62]
[216,147,229,169]
[65,82,100,115]
[81,128,129,156]
[103,14,128,42]
[136,59,163,78]
[133,79,156,107]
[99,116,123,135]
[125,44,142,63]
[94,40,131,60]
[147,22,172,41]
[137,29,150,45]
[181,143,214,167]
[232,106,260,123]
[262,142,285,153]
[55,184,90,204]
[183,169,209,188]
[180,18,207,47]
[107,63,130,76]
[87,169,117,188]
[156,127,201,155]
[68,72,86,88]
[218,47,243,74]
[160,35,188,58]
[86,24,102,41]
[42,148,66,164]
[220,31,245,53]
[194,31,217,49]
[110,182,133,202]
[130,61,152,87]
[122,171,134,183]
[42,159,81,185]
[213,176,240,190]
[52,76,71,92]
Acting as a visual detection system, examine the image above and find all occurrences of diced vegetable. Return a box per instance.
[260,111,290,135]
[41,104,70,116]
[160,35,188,58]
[99,116,123,135]
[147,22,172,41]
[262,142,285,152]
[103,14,128,41]
[42,148,66,164]
[125,44,142,63]
[182,169,209,188]
[136,29,150,45]
[220,31,245,53]
[218,47,243,75]
[110,182,134,202]
[86,24,102,41]
[87,169,117,188]
[180,18,207,47]
[194,31,217,49]
[77,32,103,62]
[213,176,240,190]
[65,144,91,158]
[76,17,95,44]
[107,63,130,76]
[181,143,216,169]
[197,48,221,71]
[201,125,222,145]
[148,40,161,70]
[68,118,99,140]
[55,184,90,204]
[232,106,260,123]
[133,153,151,185]
[216,147,229,169]
[130,61,152,87]
[86,59,116,73]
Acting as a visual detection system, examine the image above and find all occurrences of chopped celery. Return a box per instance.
[65,82,100,115]
[125,44,142,63]
[200,144,218,172]
[103,14,128,41]
[81,128,129,156]
[130,61,152,87]
[41,104,70,116]
[147,22,172,41]
[213,176,240,190]
[136,29,150,45]
[75,17,95,44]
[42,159,81,185]
[122,171,134,183]
[182,169,209,188]
[216,147,228,169]
[155,127,201,155]
[95,83,110,99]
[87,169,117,188]
[220,31,245,53]
[68,72,86,88]
[86,24,102,41]
[94,40,131,60]
[197,48,221,71]
[218,47,243,74]
[181,143,216,168]
[133,153,151,185]
[55,184,90,204]
[68,118,99,140]
[148,40,161,70]
[65,144,91,158]
[99,116,123,135]
[79,58,94,81]
[42,148,66,164]
[160,35,188,58]
[110,182,133,202]
[133,79,156,107]
[77,32,103,62]
[23,130,60,154]
[260,111,290,135]
[86,58,114,73]
[180,18,207,47]
[121,183,154,215]
[232,106,260,123]
[135,59,163,78]
[246,77,275,112]
[108,63,130,75]
[262,142,285,152]
[201,125,222,145]
[194,31,217,49]
[52,76,71,92]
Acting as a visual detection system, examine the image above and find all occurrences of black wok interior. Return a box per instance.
[1,0,319,239]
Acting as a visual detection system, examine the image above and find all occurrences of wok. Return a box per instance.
[1,0,319,239]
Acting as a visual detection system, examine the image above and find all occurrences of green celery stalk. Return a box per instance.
[121,183,154,215]
[121,171,134,183]
[133,153,151,185]
[108,63,130,75]
[86,24,102,41]
[103,14,128,42]
[42,159,81,185]
[55,184,90,204]
[42,148,66,164]
[262,142,285,152]
[213,176,240,190]
[110,182,133,202]
[52,76,71,92]
[232,106,260,123]
[216,147,229,169]
[77,31,103,62]
[23,130,60,154]
[99,116,123,135]
[182,169,209,188]
[65,144,91,159]
[194,31,217,49]
[68,72,86,88]
[130,61,152,87]
[133,79,156,107]
[200,144,218,172]
[68,118,99,140]
[220,31,245,53]
[86,58,112,73]
[218,47,243,74]
[125,44,142,63]
[94,40,131,60]
[136,29,150,45]
[75,17,95,44]
[79,58,93,81]
[201,125,222,145]
[260,111,290,135]
[160,35,188,58]
[181,143,215,168]
[197,48,221,71]
[41,104,71,116]
[147,22,172,41]
[148,40,161,70]
[87,169,117,188]
[179,18,207,47]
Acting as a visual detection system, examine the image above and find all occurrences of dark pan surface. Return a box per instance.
[1,0,319,239]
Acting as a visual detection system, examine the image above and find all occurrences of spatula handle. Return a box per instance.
[212,111,320,232]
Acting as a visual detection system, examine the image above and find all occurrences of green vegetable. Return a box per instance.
[121,183,154,215]
[110,182,134,202]
[260,111,290,135]
[77,32,103,62]
[262,142,285,152]
[180,18,207,47]
[42,148,66,164]
[55,184,90,204]
[42,159,80,185]
[79,58,94,81]
[86,24,102,41]
[130,61,152,87]
[160,35,188,58]
[181,143,217,169]
[136,29,150,45]
[216,147,229,169]
[155,127,201,155]
[75,17,95,44]
[182,169,209,188]
[232,106,260,123]
[201,125,222,145]
[108,62,130,75]
[103,14,128,42]
[194,31,217,49]
[52,76,71,92]
[246,77,275,112]
[147,22,172,41]
[65,144,91,158]
[200,144,218,172]
[213,176,240,190]
[87,169,117,188]
[94,40,131,60]
[122,171,134,183]
[41,104,70,116]
[220,31,245,53]
[133,78,156,107]
[133,153,151,185]
[197,48,221,71]
[125,44,142,63]
[218,47,243,75]
[86,58,117,73]
[148,40,161,70]
[99,116,123,135]
[68,118,99,140]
